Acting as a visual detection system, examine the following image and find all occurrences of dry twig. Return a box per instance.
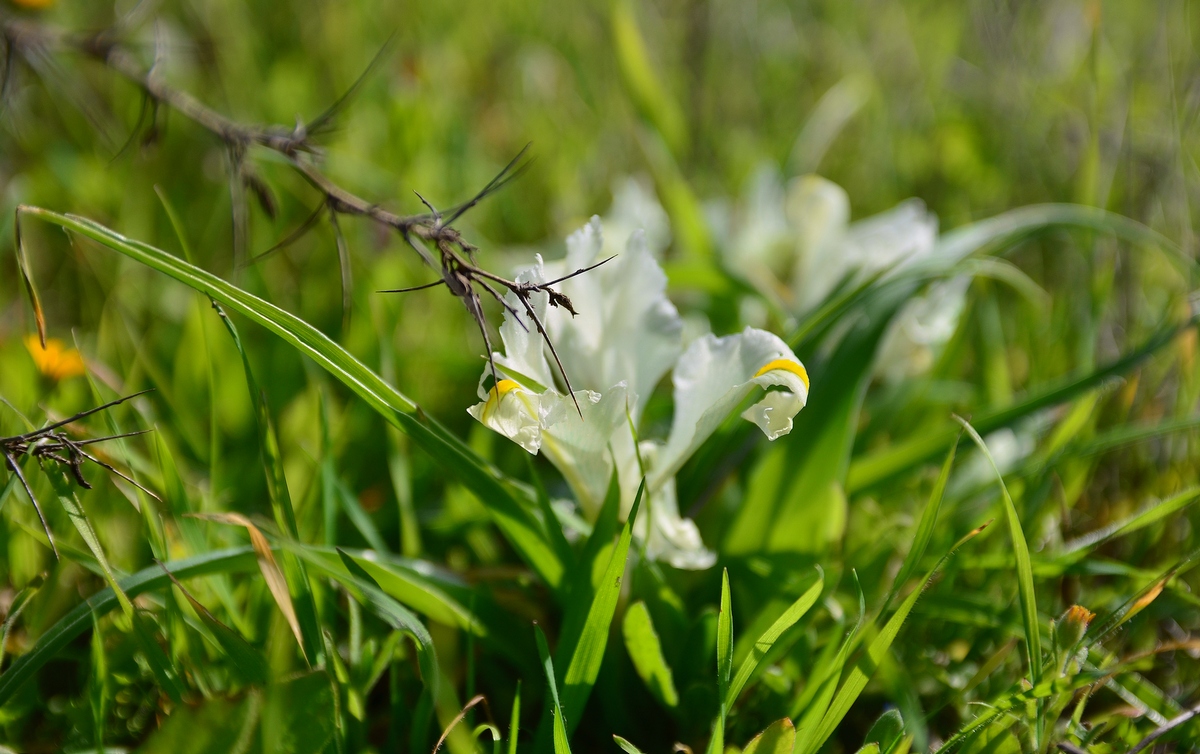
[1,17,606,406]
[1,390,160,558]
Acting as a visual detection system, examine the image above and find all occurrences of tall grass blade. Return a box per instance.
[708,567,733,754]
[0,547,258,707]
[18,206,564,589]
[955,416,1043,744]
[883,439,958,613]
[535,624,572,754]
[726,569,823,708]
[849,316,1193,492]
[559,483,643,735]
[804,522,990,752]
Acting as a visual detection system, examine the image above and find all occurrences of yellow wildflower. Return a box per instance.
[24,335,86,380]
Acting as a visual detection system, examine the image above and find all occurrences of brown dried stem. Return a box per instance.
[1,390,160,558]
[1,17,605,407]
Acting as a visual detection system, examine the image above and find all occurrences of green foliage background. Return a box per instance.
[1,0,1199,752]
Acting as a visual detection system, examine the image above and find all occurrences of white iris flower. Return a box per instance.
[716,165,970,382]
[468,208,809,570]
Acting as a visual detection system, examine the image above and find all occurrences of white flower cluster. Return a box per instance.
[468,181,809,569]
[714,165,971,382]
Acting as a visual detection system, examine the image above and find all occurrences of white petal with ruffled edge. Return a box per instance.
[842,198,938,275]
[653,327,809,486]
[632,442,716,570]
[786,174,851,311]
[538,384,631,514]
[545,218,683,422]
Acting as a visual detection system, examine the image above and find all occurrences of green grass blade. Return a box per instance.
[931,203,1190,275]
[508,680,521,754]
[1060,487,1200,559]
[163,567,269,685]
[18,206,563,590]
[794,577,866,754]
[535,624,572,754]
[726,569,823,708]
[0,575,43,672]
[805,523,990,752]
[882,440,958,613]
[0,546,258,707]
[559,482,643,735]
[331,548,439,697]
[708,567,733,754]
[623,601,679,709]
[613,735,647,754]
[848,316,1193,492]
[954,416,1043,743]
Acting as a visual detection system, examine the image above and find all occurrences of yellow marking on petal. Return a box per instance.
[481,379,522,421]
[24,335,86,381]
[492,379,520,397]
[755,358,809,392]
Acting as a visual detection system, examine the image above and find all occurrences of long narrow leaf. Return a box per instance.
[18,206,563,589]
[559,483,643,735]
[535,624,572,754]
[955,416,1043,743]
[727,569,823,707]
[848,317,1192,492]
[0,547,258,707]
[805,522,990,751]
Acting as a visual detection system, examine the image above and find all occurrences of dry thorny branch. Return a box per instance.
[1,390,161,558]
[1,16,612,410]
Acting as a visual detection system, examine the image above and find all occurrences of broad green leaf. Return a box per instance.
[742,718,795,754]
[136,695,254,754]
[863,709,905,752]
[18,206,563,590]
[726,569,823,708]
[261,671,337,754]
[0,546,258,707]
[622,601,679,708]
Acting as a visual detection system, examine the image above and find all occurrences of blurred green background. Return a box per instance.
[2,0,1200,751]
